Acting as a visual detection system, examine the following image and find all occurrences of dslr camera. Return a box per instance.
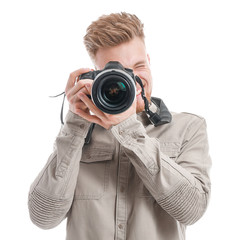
[79,61,138,114]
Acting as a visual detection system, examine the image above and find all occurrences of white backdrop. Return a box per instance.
[0,0,239,239]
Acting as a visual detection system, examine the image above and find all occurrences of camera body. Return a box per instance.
[79,61,137,114]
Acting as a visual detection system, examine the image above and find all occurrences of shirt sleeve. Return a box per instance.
[111,114,211,226]
[28,111,91,229]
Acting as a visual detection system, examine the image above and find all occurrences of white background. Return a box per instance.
[0,0,239,239]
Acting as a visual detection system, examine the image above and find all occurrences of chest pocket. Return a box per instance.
[74,147,113,200]
[138,142,180,198]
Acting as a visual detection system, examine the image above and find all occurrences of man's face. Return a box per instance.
[94,37,153,113]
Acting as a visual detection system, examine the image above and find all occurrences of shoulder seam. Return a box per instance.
[180,112,205,120]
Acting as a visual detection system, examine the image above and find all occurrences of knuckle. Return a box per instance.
[77,81,84,89]
[69,72,76,79]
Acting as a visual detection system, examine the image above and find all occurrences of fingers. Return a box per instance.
[66,80,93,104]
[75,108,102,125]
[65,68,95,117]
[78,92,105,119]
[75,101,89,112]
[75,97,110,129]
[65,68,91,93]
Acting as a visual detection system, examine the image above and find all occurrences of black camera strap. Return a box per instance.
[50,92,66,125]
[135,76,172,126]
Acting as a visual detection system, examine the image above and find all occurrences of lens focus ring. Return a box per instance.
[91,69,136,114]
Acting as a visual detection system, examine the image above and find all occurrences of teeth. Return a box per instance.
[136,89,142,95]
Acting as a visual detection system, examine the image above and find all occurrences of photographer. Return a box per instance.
[28,12,211,240]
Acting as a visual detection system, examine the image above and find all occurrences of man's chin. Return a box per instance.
[136,98,145,113]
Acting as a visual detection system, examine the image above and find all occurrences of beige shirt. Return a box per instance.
[28,103,211,240]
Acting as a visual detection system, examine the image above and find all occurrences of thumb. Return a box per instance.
[65,68,91,93]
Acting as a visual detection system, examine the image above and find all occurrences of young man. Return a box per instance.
[28,12,211,240]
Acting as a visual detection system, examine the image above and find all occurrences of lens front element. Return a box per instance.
[103,81,127,103]
[91,69,136,114]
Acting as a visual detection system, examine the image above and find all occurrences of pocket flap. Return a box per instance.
[159,142,180,159]
[81,147,113,163]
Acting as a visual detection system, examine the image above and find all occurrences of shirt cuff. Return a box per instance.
[61,110,92,137]
[111,114,146,145]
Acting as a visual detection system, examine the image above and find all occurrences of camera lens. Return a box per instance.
[102,81,126,103]
[91,68,136,114]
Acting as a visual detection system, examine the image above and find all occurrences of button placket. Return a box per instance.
[115,147,129,240]
[118,223,124,230]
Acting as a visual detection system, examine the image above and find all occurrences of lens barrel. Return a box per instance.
[91,68,136,114]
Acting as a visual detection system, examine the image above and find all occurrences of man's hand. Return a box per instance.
[78,83,136,129]
[65,68,136,130]
[65,68,93,115]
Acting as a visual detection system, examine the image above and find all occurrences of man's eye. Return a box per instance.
[135,65,145,69]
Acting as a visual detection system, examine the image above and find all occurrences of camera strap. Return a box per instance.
[135,76,172,126]
[49,92,66,125]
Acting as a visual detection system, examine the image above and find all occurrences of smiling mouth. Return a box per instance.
[136,87,143,97]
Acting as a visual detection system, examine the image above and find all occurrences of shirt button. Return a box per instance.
[118,224,123,230]
[79,124,84,129]
[119,130,123,135]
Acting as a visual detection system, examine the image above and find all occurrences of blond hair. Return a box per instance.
[84,12,145,60]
